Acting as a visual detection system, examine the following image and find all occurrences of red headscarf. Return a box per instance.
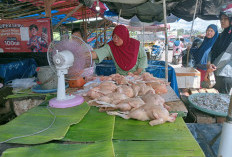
[108,25,140,71]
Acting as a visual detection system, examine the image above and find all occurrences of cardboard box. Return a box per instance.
[175,67,200,88]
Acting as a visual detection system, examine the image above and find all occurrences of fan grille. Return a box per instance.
[47,34,93,80]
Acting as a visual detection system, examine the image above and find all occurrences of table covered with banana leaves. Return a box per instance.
[0,98,204,157]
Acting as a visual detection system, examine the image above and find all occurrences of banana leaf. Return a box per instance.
[2,141,114,157]
[5,88,54,100]
[63,107,115,142]
[113,140,205,157]
[0,102,90,144]
[113,117,194,141]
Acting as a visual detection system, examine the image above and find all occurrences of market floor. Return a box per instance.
[187,123,222,157]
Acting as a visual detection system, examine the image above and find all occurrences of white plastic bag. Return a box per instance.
[8,78,37,89]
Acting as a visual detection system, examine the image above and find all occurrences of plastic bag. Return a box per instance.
[74,78,102,96]
[8,78,37,89]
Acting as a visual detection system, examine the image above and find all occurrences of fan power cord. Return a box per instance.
[0,106,56,144]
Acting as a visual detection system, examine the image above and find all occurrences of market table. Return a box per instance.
[0,98,203,157]
[0,80,200,157]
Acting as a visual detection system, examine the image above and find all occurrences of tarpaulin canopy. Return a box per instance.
[100,0,226,22]
[105,13,177,25]
[127,24,170,32]
[1,0,226,25]
[0,0,107,25]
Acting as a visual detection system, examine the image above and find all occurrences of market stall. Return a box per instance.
[0,100,203,157]
[1,1,230,156]
[0,65,195,156]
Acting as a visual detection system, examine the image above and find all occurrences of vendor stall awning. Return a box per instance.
[101,0,226,22]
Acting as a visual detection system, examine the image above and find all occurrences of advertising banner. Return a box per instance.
[0,18,51,53]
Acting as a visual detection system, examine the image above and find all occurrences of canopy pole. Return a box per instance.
[53,4,83,30]
[96,14,99,48]
[186,0,199,66]
[117,9,122,25]
[142,23,145,47]
[162,0,168,81]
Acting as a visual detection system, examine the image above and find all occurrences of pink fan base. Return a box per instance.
[49,95,84,108]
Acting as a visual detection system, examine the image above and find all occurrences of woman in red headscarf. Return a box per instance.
[91,25,148,75]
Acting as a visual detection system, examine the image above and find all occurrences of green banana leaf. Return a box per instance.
[0,102,90,144]
[5,88,54,100]
[1,108,205,157]
[113,117,195,141]
[63,107,115,142]
[2,141,114,157]
[113,140,205,157]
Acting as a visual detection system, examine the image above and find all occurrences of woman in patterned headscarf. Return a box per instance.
[190,24,218,83]
[91,25,148,75]
[206,3,232,94]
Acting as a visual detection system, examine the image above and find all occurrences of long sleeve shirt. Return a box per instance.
[94,44,148,75]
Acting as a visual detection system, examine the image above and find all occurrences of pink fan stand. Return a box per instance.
[49,95,84,108]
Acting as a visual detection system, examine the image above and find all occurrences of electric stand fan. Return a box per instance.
[47,34,93,108]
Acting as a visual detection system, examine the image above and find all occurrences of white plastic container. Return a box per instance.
[175,67,200,88]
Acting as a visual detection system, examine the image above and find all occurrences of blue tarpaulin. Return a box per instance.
[0,58,37,84]
[95,60,179,97]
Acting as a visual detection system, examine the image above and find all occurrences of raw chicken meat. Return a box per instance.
[142,90,171,111]
[110,74,129,85]
[107,90,178,126]
[94,92,129,105]
[131,83,155,96]
[141,72,165,84]
[146,82,168,94]
[116,85,134,97]
[92,97,145,112]
[87,87,104,99]
[141,90,165,105]
[127,72,143,80]
[87,81,117,99]
[85,73,177,126]
[131,83,141,97]
[116,97,145,110]
[103,97,145,111]
[98,81,117,91]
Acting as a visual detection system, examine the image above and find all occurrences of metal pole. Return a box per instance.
[162,0,168,81]
[142,23,145,47]
[117,9,122,25]
[186,0,199,66]
[218,95,232,157]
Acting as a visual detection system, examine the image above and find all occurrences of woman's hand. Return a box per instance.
[133,68,142,75]
[207,64,217,73]
[186,43,192,50]
[204,70,210,82]
[91,51,98,60]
